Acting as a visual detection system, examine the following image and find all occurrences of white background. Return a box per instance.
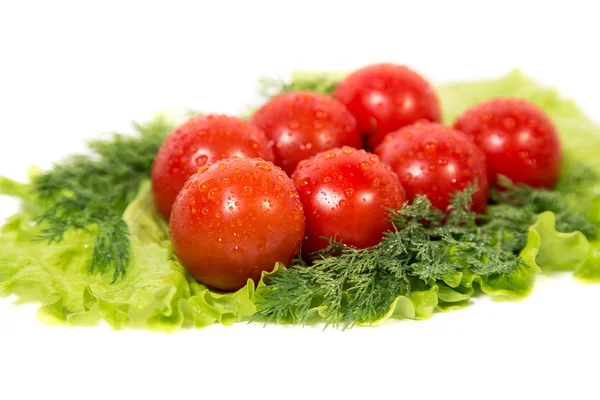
[1,1,599,399]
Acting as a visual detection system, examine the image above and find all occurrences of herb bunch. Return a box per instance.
[256,169,598,328]
[33,117,174,282]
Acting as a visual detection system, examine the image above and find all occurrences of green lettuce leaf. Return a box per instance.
[0,181,275,331]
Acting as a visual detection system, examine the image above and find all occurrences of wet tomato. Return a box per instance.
[169,158,305,291]
[250,91,362,175]
[151,114,274,220]
[375,121,489,213]
[333,63,441,150]
[454,98,562,188]
[291,146,406,259]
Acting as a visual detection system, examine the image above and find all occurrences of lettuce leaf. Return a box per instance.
[0,181,275,331]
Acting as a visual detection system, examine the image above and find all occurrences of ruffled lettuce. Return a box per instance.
[1,71,599,329]
[0,180,275,331]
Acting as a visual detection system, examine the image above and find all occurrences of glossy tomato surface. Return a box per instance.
[333,63,441,150]
[454,98,562,188]
[292,146,406,259]
[375,121,489,213]
[169,158,305,291]
[151,114,274,220]
[250,91,362,175]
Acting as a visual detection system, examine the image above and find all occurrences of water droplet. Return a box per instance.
[339,200,347,207]
[257,237,267,253]
[190,197,197,206]
[202,207,210,216]
[342,147,354,154]
[190,207,197,215]
[423,140,438,153]
[243,186,253,196]
[373,178,381,187]
[216,238,225,248]
[194,154,208,167]
[298,177,311,187]
[218,163,227,169]
[344,188,355,197]
[256,162,272,171]
[315,110,328,119]
[323,176,332,183]
[360,161,371,170]
[324,152,336,159]
[221,178,231,187]
[208,188,219,201]
[215,211,223,219]
[199,179,213,192]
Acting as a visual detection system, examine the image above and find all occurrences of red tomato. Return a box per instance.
[375,121,489,213]
[250,91,362,175]
[151,114,274,220]
[333,63,441,150]
[454,98,561,188]
[169,158,305,291]
[291,146,406,259]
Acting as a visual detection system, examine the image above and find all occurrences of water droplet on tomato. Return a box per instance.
[423,140,438,153]
[243,186,253,196]
[208,188,219,201]
[360,161,371,170]
[323,176,332,183]
[221,178,231,187]
[256,162,272,171]
[339,200,347,207]
[199,179,213,192]
[344,188,355,197]
[298,177,311,187]
[215,211,223,219]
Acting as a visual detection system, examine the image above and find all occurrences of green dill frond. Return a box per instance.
[257,173,597,329]
[258,73,342,98]
[33,116,175,282]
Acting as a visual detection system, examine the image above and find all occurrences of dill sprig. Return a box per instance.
[258,73,341,98]
[256,170,598,328]
[33,117,175,282]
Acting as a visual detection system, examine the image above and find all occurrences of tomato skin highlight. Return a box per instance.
[169,158,305,291]
[375,121,489,213]
[291,146,406,259]
[151,114,274,220]
[250,91,362,175]
[454,98,562,189]
[333,63,441,150]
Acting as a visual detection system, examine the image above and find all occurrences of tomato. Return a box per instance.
[375,121,489,213]
[151,114,274,220]
[169,158,305,291]
[454,98,562,188]
[250,91,362,175]
[291,146,406,259]
[333,63,441,150]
